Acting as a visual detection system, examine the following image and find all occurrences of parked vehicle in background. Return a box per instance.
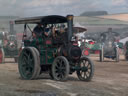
[0,32,18,63]
[99,28,123,62]
[4,35,18,62]
[80,38,100,56]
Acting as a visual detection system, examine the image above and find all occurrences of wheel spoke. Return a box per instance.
[55,66,59,70]
[22,56,28,63]
[56,73,60,78]
[84,61,88,67]
[61,67,66,71]
[28,53,31,59]
[83,60,86,64]
[87,63,91,69]
[84,72,86,78]
[58,59,64,68]
[81,62,83,67]
[87,70,91,74]
[57,62,60,67]
[29,58,34,68]
[87,71,90,77]
[23,52,29,58]
[55,70,59,73]
[86,63,89,67]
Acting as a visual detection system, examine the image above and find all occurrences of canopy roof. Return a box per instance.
[101,31,119,36]
[73,27,87,33]
[15,15,67,24]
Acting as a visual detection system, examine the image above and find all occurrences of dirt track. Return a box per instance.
[0,55,128,96]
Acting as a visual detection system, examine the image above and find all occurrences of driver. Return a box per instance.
[33,23,48,38]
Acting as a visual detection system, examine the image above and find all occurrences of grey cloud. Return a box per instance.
[0,0,128,17]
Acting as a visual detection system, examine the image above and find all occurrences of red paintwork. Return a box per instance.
[89,41,95,44]
[94,50,100,54]
[16,33,23,40]
[46,40,52,45]
[84,50,89,56]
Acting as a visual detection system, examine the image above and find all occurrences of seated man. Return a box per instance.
[52,26,68,45]
[52,27,58,38]
[52,25,66,38]
[33,23,48,38]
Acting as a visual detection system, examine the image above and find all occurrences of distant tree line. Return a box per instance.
[80,11,108,16]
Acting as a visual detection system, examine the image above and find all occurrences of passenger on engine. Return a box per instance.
[33,23,48,38]
[52,24,66,38]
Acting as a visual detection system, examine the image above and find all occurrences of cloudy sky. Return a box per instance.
[0,0,128,17]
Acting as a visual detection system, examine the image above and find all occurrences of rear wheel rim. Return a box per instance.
[19,49,34,79]
[79,60,90,79]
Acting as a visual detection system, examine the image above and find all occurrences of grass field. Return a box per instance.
[74,16,128,25]
[97,13,128,22]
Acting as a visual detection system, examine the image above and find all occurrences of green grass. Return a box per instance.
[74,16,128,25]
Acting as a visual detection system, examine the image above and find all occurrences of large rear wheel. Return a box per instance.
[52,56,69,81]
[31,47,41,79]
[18,47,40,80]
[77,57,94,81]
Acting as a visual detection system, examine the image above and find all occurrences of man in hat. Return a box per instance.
[33,23,48,38]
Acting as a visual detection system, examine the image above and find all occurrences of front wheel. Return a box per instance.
[52,56,70,81]
[77,57,94,81]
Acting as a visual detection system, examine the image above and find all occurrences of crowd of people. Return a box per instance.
[32,23,66,39]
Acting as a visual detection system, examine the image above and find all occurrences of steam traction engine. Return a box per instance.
[0,32,18,63]
[15,15,94,81]
[4,35,18,62]
[99,28,120,62]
